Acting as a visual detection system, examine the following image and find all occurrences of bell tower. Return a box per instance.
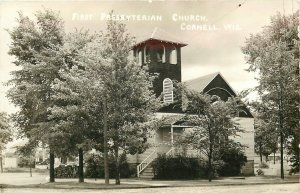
[132,28,187,98]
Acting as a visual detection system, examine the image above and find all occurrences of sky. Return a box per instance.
[0,0,298,115]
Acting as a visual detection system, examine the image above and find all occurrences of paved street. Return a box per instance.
[0,172,299,192]
[0,184,299,193]
[1,172,299,186]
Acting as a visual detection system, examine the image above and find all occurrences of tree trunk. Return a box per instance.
[103,98,109,185]
[115,147,120,185]
[298,137,300,173]
[279,81,284,179]
[260,152,263,163]
[259,145,263,163]
[49,151,55,182]
[92,154,97,181]
[29,163,32,177]
[280,131,284,179]
[29,157,32,177]
[208,154,212,182]
[0,149,3,173]
[273,151,276,164]
[78,148,84,183]
[208,139,213,182]
[208,126,213,182]
[0,153,3,173]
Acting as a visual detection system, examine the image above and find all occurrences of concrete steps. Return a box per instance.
[139,165,154,179]
[137,146,174,179]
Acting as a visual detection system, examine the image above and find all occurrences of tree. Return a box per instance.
[286,134,299,174]
[73,16,161,184]
[244,98,281,165]
[254,118,278,164]
[16,142,36,177]
[49,30,97,183]
[102,19,161,185]
[177,86,243,182]
[0,112,12,173]
[49,29,112,184]
[7,9,65,182]
[242,12,299,179]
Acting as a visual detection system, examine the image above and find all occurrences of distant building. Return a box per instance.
[2,152,18,168]
[128,28,255,178]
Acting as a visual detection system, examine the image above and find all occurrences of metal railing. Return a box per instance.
[137,147,176,178]
[166,147,174,156]
[137,149,157,178]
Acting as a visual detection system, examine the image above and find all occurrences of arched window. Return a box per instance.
[163,78,173,103]
[205,87,233,101]
[169,47,177,65]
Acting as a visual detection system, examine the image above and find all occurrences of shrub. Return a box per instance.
[152,154,208,179]
[85,153,133,178]
[17,157,35,168]
[84,154,102,179]
[256,168,264,175]
[218,147,247,176]
[289,161,299,175]
[55,165,78,178]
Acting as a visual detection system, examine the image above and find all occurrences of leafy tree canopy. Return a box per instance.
[242,12,299,177]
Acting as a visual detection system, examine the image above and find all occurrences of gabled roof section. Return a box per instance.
[185,72,238,96]
[185,72,219,93]
[185,72,253,118]
[133,27,187,48]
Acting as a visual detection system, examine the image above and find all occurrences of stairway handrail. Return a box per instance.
[166,147,174,156]
[137,149,156,178]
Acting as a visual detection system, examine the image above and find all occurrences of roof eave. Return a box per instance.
[133,38,188,48]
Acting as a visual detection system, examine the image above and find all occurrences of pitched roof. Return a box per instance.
[134,27,187,47]
[185,72,219,92]
[185,73,253,117]
[185,72,238,96]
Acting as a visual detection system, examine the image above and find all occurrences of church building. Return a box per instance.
[128,28,255,178]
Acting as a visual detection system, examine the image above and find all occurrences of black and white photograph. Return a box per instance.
[0,0,299,192]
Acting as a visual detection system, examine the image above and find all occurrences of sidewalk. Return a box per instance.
[0,172,299,189]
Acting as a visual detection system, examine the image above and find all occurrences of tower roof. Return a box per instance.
[133,27,188,48]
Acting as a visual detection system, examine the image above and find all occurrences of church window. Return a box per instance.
[163,78,173,103]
